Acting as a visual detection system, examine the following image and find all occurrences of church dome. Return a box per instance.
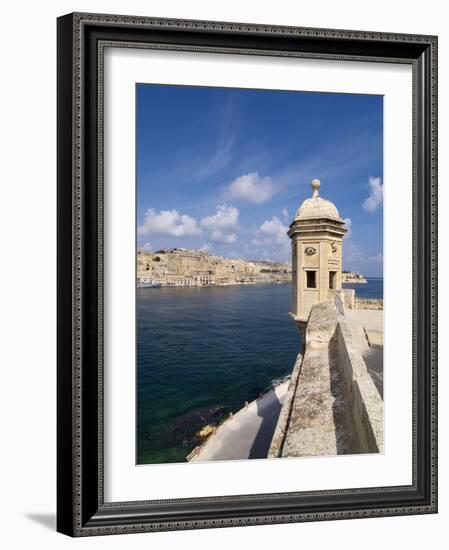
[294,179,341,220]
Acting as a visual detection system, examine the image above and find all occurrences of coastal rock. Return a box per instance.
[195,424,217,439]
[170,405,230,447]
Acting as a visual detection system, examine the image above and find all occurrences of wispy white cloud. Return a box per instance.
[200,204,239,243]
[368,253,383,264]
[198,135,234,179]
[274,130,382,203]
[282,208,289,221]
[141,242,153,251]
[197,97,237,179]
[137,209,201,237]
[363,177,383,212]
[199,242,212,252]
[344,241,363,265]
[227,172,278,204]
[343,241,383,276]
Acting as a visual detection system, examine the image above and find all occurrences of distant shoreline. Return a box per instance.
[343,277,383,281]
[137,247,291,289]
[137,279,384,292]
[137,277,384,289]
[137,279,290,289]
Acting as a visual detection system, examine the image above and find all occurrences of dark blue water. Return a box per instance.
[137,283,300,464]
[343,277,383,299]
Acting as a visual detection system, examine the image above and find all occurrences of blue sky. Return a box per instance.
[136,84,383,277]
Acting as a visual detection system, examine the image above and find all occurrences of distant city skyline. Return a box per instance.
[136,84,383,277]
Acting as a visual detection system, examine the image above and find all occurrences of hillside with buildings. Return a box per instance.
[137,248,291,287]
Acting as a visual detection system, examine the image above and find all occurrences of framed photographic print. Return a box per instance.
[57,12,438,536]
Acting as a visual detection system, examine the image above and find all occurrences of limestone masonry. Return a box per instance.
[268,298,383,458]
[288,178,350,322]
[137,248,291,287]
[188,178,383,462]
[271,179,383,457]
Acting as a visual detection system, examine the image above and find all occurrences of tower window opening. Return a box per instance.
[329,271,337,289]
[306,270,317,289]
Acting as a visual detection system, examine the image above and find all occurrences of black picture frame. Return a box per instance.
[57,12,438,537]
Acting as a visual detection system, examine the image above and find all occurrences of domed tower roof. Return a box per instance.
[294,179,341,221]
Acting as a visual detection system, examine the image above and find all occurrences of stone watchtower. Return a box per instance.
[288,179,347,323]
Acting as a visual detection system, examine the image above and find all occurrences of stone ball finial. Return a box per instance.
[311,179,321,197]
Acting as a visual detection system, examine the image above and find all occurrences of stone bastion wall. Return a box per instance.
[269,296,383,458]
[354,297,383,310]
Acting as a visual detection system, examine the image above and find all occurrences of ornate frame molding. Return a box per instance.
[57,12,437,536]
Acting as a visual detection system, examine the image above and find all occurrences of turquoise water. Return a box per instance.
[137,278,383,464]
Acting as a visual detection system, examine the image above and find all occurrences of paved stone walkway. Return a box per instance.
[190,381,288,462]
[346,309,384,398]
[346,309,383,332]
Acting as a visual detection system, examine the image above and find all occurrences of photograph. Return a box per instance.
[135,84,384,465]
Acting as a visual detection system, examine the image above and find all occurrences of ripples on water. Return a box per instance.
[342,277,383,299]
[137,279,383,464]
[137,283,300,464]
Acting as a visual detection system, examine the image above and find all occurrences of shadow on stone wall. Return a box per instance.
[248,392,283,459]
[268,298,383,458]
[329,330,354,455]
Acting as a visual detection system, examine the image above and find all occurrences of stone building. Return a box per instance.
[288,179,350,323]
[137,247,291,287]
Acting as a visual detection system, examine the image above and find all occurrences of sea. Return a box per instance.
[342,277,383,299]
[137,278,383,464]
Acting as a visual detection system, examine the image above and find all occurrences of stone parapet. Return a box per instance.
[355,298,383,310]
[268,297,383,458]
[268,353,303,458]
[335,312,383,453]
